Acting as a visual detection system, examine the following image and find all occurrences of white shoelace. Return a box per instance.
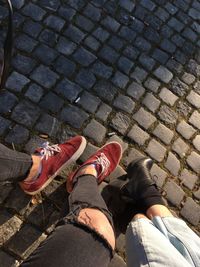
[95,152,110,175]
[40,142,61,160]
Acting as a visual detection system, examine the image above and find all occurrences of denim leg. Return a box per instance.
[125,217,195,267]
[0,144,32,183]
[21,175,113,267]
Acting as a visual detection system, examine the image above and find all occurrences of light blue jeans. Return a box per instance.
[126,216,200,267]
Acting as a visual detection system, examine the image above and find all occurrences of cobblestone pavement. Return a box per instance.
[0,0,200,266]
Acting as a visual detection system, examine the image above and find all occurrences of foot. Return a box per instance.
[67,142,122,192]
[20,136,87,195]
[121,158,154,203]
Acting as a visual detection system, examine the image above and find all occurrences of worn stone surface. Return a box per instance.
[172,138,189,158]
[83,119,106,144]
[146,139,166,162]
[142,93,160,112]
[177,120,196,140]
[189,111,200,130]
[187,152,200,173]
[179,169,198,190]
[165,152,181,176]
[128,124,150,146]
[153,123,174,145]
[133,108,156,129]
[181,198,200,226]
[164,181,185,207]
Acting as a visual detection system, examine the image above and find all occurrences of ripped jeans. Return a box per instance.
[21,175,114,267]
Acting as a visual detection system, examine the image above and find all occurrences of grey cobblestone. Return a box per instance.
[111,112,131,135]
[84,36,101,51]
[133,107,156,129]
[164,181,185,207]
[146,139,166,162]
[96,103,112,122]
[79,91,101,113]
[35,114,61,137]
[73,47,97,66]
[0,91,18,114]
[55,78,82,102]
[84,119,106,144]
[39,92,64,113]
[25,84,44,103]
[98,45,119,64]
[113,95,135,114]
[93,27,110,42]
[118,56,134,74]
[158,105,178,125]
[128,124,150,146]
[152,48,169,64]
[12,54,36,75]
[179,169,198,190]
[142,93,160,112]
[189,111,200,130]
[101,16,120,32]
[6,71,30,92]
[55,56,76,76]
[186,91,200,108]
[92,61,113,79]
[172,138,189,158]
[177,120,196,140]
[76,69,96,89]
[15,34,37,53]
[144,77,160,93]
[193,135,200,152]
[84,3,101,21]
[94,80,117,102]
[64,25,86,44]
[187,151,200,173]
[177,101,192,117]
[159,88,178,106]
[56,37,77,56]
[165,152,180,176]
[153,123,174,145]
[0,116,11,135]
[23,20,42,38]
[5,125,29,144]
[22,3,46,21]
[181,197,200,226]
[131,67,148,83]
[154,66,173,83]
[75,15,94,32]
[127,82,145,100]
[44,15,65,31]
[181,72,196,85]
[34,44,58,65]
[112,71,129,89]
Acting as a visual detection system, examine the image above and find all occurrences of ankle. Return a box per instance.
[23,155,41,182]
[75,164,97,179]
[146,204,173,220]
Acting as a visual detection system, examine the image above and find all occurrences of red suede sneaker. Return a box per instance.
[20,136,86,195]
[67,142,122,193]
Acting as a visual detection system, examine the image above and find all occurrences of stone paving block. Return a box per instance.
[189,111,200,130]
[12,54,36,75]
[128,124,150,146]
[107,135,128,153]
[113,95,135,114]
[160,39,176,53]
[165,2,178,14]
[146,139,166,162]
[109,36,124,51]
[109,254,126,267]
[11,100,40,127]
[152,48,169,64]
[0,91,18,114]
[187,59,200,78]
[159,88,178,106]
[165,152,180,176]
[172,138,189,158]
[154,66,173,83]
[44,15,65,31]
[40,0,60,11]
[164,181,185,207]
[179,169,198,190]
[58,6,76,20]
[93,27,110,42]
[73,47,97,66]
[6,224,46,259]
[127,82,145,100]
[0,250,18,267]
[193,135,200,152]
[101,16,120,32]
[112,71,129,89]
[34,44,58,65]
[84,3,101,21]
[39,29,59,47]
[124,148,145,167]
[24,136,46,154]
[144,78,161,93]
[153,123,174,145]
[22,3,46,21]
[6,71,30,92]
[23,20,42,38]
[123,46,140,60]
[135,36,151,52]
[139,53,156,71]
[5,125,29,144]
[56,37,77,56]
[150,164,167,188]
[55,78,82,102]
[187,151,200,173]
[64,25,86,43]
[181,197,200,226]
[142,93,160,112]
[119,26,136,42]
[182,27,197,42]
[92,61,113,79]
[133,107,156,129]
[84,36,100,51]
[55,56,76,76]
[181,72,196,85]
[25,84,44,103]
[168,17,184,32]
[176,101,192,117]
[131,67,148,83]
[93,80,117,102]
[31,65,59,89]
[35,114,61,137]
[98,45,119,64]
[111,112,131,135]
[79,91,101,113]
[118,56,134,74]
[158,105,178,125]
[194,188,200,200]
[186,91,200,108]
[75,15,95,32]
[177,120,196,140]
[96,103,112,122]
[76,69,96,89]
[60,105,88,129]
[15,34,37,53]
[12,0,25,9]
[0,116,11,135]
[39,92,64,113]
[84,119,106,144]
[189,8,200,20]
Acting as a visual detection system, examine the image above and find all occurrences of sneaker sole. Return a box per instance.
[67,141,123,192]
[23,136,87,195]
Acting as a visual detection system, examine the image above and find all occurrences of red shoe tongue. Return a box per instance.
[94,163,102,176]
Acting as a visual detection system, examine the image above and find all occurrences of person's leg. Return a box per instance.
[0,143,33,183]
[21,142,122,267]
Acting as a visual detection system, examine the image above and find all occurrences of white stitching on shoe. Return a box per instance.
[95,153,110,175]
[40,142,61,160]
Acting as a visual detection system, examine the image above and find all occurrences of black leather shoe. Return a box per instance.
[121,157,154,204]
